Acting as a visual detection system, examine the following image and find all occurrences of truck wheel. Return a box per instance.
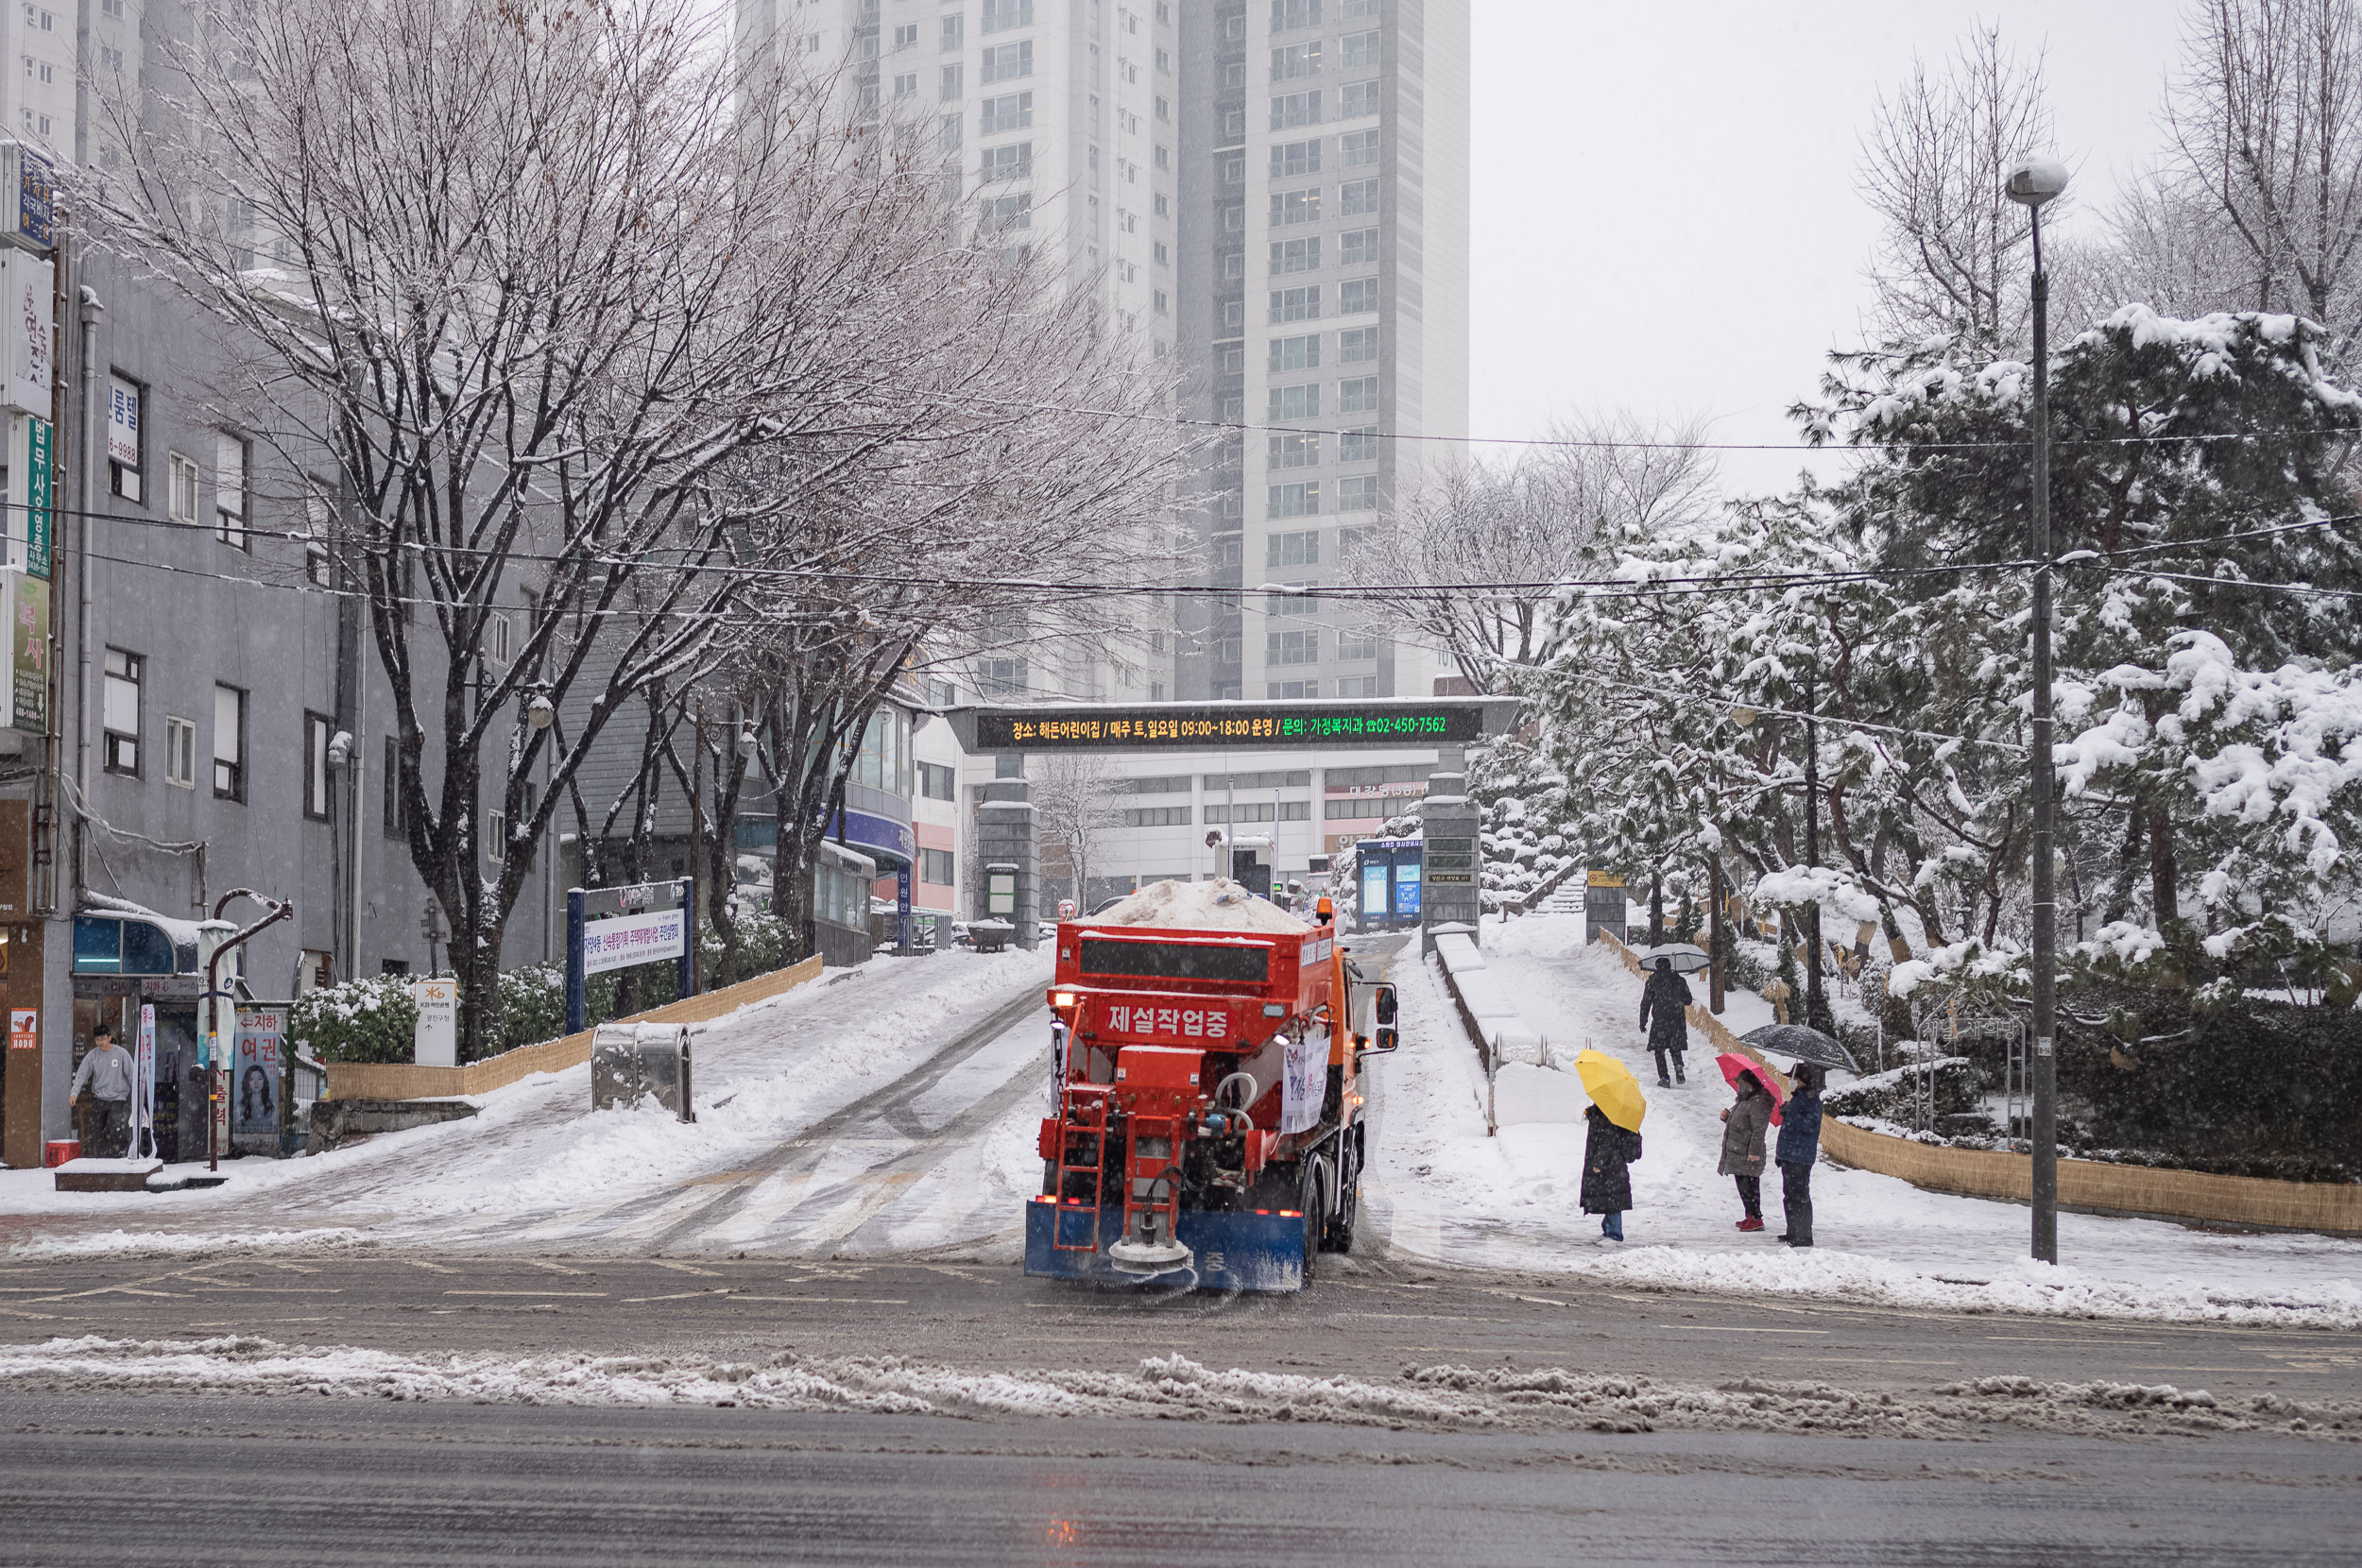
[1042,1159,1058,1198]
[1323,1148,1360,1254]
[1298,1160,1324,1284]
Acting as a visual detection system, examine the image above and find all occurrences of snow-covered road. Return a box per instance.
[1361,912,2362,1328]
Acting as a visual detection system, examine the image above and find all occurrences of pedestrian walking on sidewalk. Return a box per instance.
[1638,957,1692,1087]
[1581,1102,1643,1242]
[1776,1062,1826,1248]
[69,1023,135,1158]
[1719,1065,1772,1232]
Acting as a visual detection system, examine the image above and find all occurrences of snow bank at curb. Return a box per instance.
[3,1228,370,1262]
[6,1337,2353,1441]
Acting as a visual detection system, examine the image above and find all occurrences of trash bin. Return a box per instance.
[590,1024,696,1122]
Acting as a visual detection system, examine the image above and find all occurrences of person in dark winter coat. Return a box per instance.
[1638,958,1692,1087]
[1718,1066,1772,1232]
[1775,1062,1826,1247]
[1580,1103,1644,1241]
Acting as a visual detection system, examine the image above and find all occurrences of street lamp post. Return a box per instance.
[2007,153,2069,1265]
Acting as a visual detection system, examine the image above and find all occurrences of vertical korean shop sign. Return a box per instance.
[3,250,49,417]
[10,146,51,250]
[9,571,43,733]
[21,416,47,578]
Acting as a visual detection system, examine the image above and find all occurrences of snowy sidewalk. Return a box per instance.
[1362,912,2362,1329]
[2,948,1055,1260]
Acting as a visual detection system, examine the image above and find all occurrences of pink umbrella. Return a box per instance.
[1716,1051,1787,1126]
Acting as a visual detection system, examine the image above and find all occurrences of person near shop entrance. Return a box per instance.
[69,1023,135,1158]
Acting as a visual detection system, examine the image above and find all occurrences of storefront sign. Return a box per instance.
[19,414,48,578]
[9,570,45,732]
[7,1006,31,1048]
[580,906,686,976]
[10,145,51,250]
[106,376,138,466]
[2,251,48,418]
[232,1006,285,1135]
[132,1003,155,1158]
[411,978,456,1067]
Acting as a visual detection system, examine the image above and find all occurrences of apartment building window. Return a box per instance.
[1341,178,1379,215]
[1271,236,1320,274]
[1268,629,1318,666]
[1271,186,1320,225]
[894,71,917,97]
[107,374,141,501]
[980,91,1032,132]
[1338,375,1378,414]
[1270,91,1320,129]
[484,610,512,669]
[101,648,140,775]
[1269,333,1320,371]
[485,810,505,867]
[1339,521,1375,554]
[1269,285,1320,324]
[981,141,1032,181]
[1155,94,1169,121]
[1342,0,1378,15]
[916,760,957,802]
[214,434,249,549]
[1270,383,1320,419]
[919,846,957,882]
[976,657,1025,696]
[1154,289,1169,314]
[1337,626,1379,660]
[893,22,919,48]
[940,13,964,50]
[166,452,200,525]
[1342,81,1379,118]
[1344,29,1378,67]
[1269,585,1319,616]
[1341,227,1378,265]
[163,716,196,789]
[981,0,1032,33]
[1155,145,1170,172]
[213,684,246,800]
[1123,807,1190,827]
[1341,427,1379,463]
[979,193,1032,231]
[804,34,821,53]
[1269,481,1319,518]
[941,61,964,99]
[1155,191,1170,215]
[1155,46,1171,72]
[304,712,334,821]
[1343,128,1378,166]
[1272,0,1321,29]
[1156,0,1172,21]
[981,41,1031,82]
[1272,139,1321,179]
[1340,277,1379,315]
[1267,529,1319,567]
[940,112,964,151]
[1271,42,1321,80]
[383,735,404,836]
[1268,431,1320,467]
[1340,326,1378,363]
[97,43,122,72]
[1338,476,1380,516]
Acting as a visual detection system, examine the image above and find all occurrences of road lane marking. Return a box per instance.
[1660,1325,1831,1335]
[186,1287,346,1294]
[649,1260,723,1277]
[443,1290,609,1298]
[528,1260,590,1276]
[405,1260,460,1274]
[727,1295,909,1305]
[623,1289,739,1303]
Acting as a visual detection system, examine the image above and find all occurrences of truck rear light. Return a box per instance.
[1053,992,1077,1007]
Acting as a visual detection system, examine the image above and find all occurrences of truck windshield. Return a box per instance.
[1078,938,1271,983]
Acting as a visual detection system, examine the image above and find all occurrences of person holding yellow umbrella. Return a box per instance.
[1575,1049,1647,1242]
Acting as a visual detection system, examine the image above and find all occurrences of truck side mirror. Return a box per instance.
[1374,983,1396,1026]
[1368,1025,1398,1054]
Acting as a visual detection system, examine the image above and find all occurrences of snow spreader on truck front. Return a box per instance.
[1024,881,1397,1293]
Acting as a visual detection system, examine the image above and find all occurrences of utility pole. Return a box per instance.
[1802,665,1830,1035]
[2009,154,2069,1266]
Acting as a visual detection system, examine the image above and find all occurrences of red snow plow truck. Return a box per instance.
[1024,879,1398,1292]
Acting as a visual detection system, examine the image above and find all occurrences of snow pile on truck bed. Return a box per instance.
[1087,878,1312,933]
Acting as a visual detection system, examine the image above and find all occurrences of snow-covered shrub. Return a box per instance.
[291,975,421,1065]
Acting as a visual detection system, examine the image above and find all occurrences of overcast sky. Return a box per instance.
[1469,1,2191,496]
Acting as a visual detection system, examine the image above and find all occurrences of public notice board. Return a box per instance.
[582,906,688,976]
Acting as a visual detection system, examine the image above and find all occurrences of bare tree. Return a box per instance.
[1860,26,2058,349]
[87,0,1108,1054]
[1342,414,1717,692]
[2163,0,2362,358]
[1032,754,1125,912]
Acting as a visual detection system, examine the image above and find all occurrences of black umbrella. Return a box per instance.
[1739,1022,1859,1073]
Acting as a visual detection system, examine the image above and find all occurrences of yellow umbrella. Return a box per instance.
[1574,1048,1648,1132]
